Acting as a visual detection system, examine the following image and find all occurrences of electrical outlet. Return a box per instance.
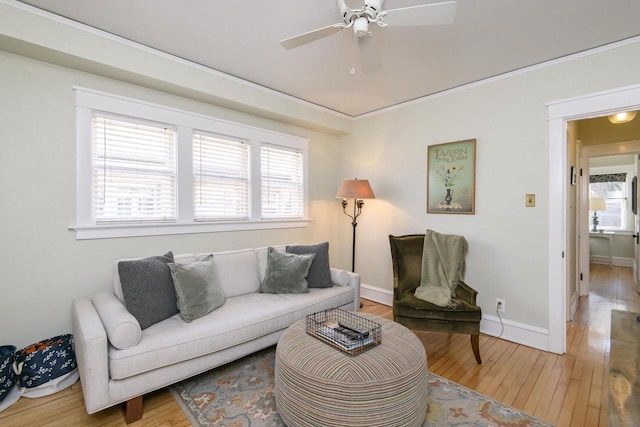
[496,298,506,313]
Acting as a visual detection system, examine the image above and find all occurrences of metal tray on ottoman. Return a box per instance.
[305,308,381,356]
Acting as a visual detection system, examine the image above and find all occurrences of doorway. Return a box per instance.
[571,113,640,307]
[576,142,640,307]
[548,84,640,355]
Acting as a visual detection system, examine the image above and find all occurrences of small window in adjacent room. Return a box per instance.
[589,172,630,231]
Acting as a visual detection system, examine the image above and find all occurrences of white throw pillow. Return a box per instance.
[331,269,350,287]
[92,292,142,349]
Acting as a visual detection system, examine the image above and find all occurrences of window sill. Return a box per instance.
[70,218,311,240]
[591,229,633,235]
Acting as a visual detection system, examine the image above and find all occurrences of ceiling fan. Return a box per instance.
[280,0,457,73]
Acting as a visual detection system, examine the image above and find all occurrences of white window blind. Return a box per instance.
[193,133,249,221]
[261,145,303,218]
[92,114,176,223]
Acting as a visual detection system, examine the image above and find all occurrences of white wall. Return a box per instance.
[0,51,344,348]
[337,40,640,339]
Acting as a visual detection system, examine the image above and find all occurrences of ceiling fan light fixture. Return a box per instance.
[353,17,370,38]
[608,111,637,124]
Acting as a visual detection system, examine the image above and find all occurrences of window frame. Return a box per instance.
[72,87,309,240]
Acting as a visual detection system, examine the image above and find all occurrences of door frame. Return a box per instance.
[548,83,640,354]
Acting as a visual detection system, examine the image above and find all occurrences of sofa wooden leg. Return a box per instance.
[124,396,143,424]
[471,334,482,364]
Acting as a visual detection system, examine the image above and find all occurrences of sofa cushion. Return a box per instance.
[169,256,226,323]
[200,249,261,298]
[92,292,141,349]
[107,286,355,380]
[118,252,177,330]
[286,242,332,288]
[261,247,315,294]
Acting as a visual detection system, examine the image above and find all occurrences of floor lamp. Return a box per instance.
[336,179,375,273]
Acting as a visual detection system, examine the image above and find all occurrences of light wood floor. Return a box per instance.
[2,263,638,426]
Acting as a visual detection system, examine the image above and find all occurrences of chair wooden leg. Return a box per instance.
[471,334,482,364]
[124,396,143,424]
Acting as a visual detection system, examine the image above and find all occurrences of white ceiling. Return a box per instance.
[16,0,640,117]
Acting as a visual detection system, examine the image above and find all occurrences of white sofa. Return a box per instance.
[71,245,360,423]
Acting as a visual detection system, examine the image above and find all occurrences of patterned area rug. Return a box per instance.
[171,347,552,427]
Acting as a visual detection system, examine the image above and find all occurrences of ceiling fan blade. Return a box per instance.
[382,1,456,27]
[358,36,382,73]
[280,23,346,50]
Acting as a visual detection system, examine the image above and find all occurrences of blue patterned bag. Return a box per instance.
[13,335,77,393]
[0,345,16,403]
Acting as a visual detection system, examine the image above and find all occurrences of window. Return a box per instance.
[74,88,309,239]
[93,114,176,223]
[589,171,631,231]
[261,145,304,218]
[193,132,249,221]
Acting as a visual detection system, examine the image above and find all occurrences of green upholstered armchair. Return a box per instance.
[389,234,482,364]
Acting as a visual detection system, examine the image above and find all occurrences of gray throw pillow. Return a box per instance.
[260,247,315,294]
[118,252,177,329]
[168,256,225,323]
[286,242,332,288]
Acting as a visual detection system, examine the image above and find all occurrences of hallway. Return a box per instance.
[581,264,640,357]
[566,263,640,425]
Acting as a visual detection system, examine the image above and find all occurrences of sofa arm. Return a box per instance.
[72,298,111,414]
[331,268,360,311]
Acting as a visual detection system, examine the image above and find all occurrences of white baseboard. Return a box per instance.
[361,284,551,352]
[480,315,550,351]
[360,283,393,306]
[590,255,633,268]
[569,291,579,321]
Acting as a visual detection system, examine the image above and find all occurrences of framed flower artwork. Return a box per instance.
[427,139,476,214]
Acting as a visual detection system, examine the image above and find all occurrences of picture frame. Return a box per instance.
[570,166,577,186]
[427,139,476,214]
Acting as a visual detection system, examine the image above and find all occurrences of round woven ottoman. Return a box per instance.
[275,313,427,427]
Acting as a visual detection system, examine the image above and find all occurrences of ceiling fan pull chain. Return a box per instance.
[350,34,357,74]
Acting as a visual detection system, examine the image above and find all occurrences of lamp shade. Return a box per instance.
[336,179,375,199]
[589,198,607,211]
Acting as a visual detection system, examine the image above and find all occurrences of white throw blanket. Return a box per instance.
[414,229,468,308]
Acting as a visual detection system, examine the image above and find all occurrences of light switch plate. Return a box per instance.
[526,194,535,207]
